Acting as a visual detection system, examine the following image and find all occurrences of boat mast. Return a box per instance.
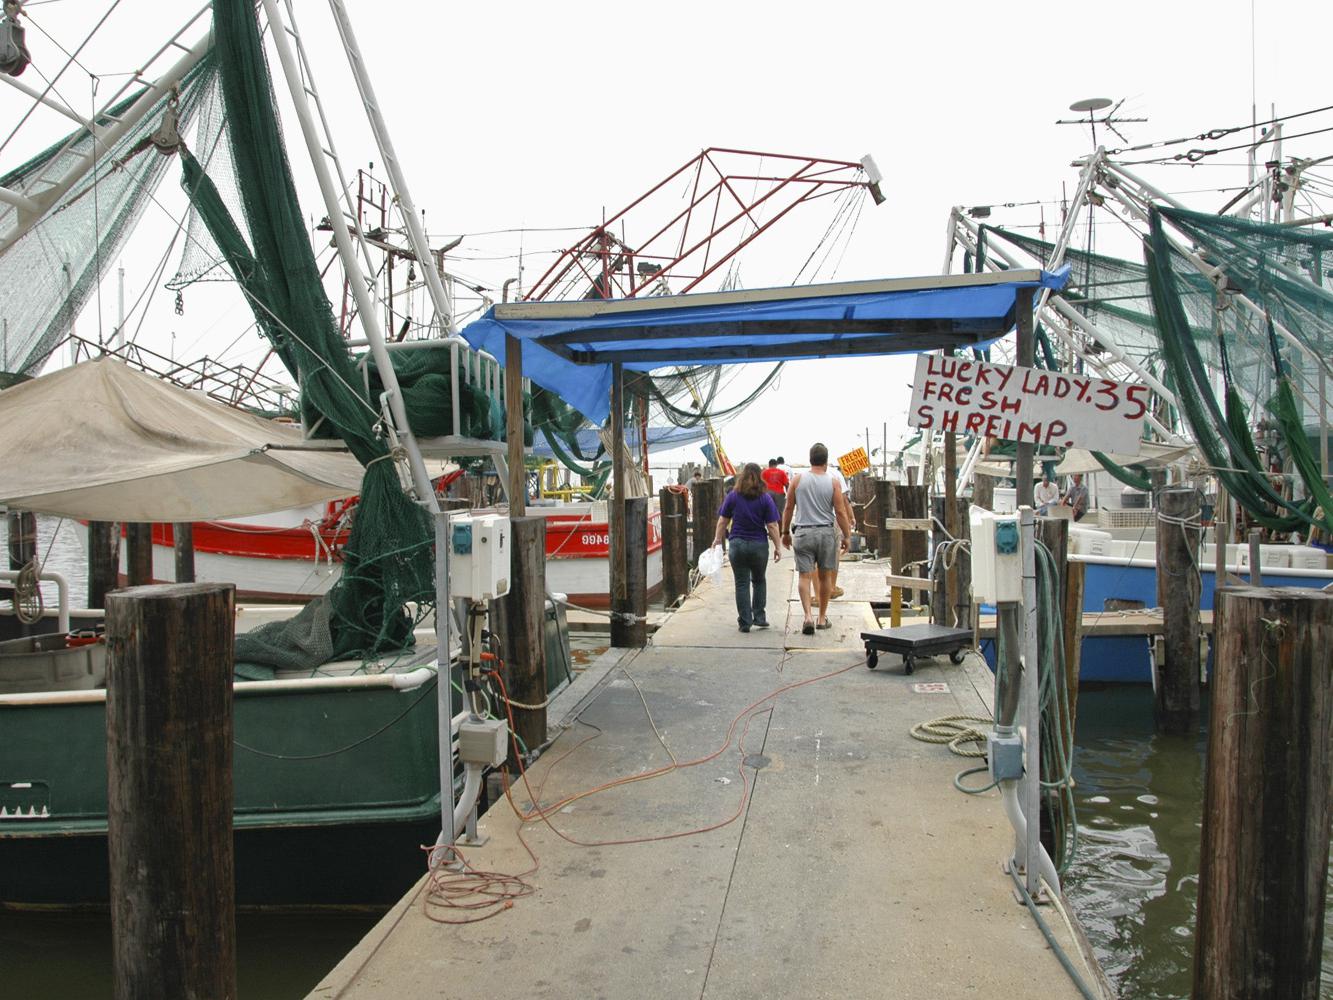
[259,0,500,853]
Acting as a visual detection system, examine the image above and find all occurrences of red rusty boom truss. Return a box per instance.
[523,147,882,302]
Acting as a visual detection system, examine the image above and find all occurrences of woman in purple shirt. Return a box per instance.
[712,463,783,633]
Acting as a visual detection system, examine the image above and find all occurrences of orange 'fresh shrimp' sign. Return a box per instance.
[839,447,871,476]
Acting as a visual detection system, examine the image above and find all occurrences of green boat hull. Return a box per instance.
[0,676,444,909]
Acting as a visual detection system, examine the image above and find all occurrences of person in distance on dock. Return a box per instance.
[1062,473,1089,521]
[761,458,789,504]
[713,462,783,633]
[1034,471,1060,515]
[781,442,853,635]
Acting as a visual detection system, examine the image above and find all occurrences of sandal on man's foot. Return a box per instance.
[801,621,815,636]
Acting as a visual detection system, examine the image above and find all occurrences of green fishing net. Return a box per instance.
[0,58,218,374]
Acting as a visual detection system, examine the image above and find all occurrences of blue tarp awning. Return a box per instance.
[461,267,1069,423]
[530,423,709,460]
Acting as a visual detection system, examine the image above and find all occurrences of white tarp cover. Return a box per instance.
[1053,442,1196,476]
[0,358,369,520]
[974,441,1196,478]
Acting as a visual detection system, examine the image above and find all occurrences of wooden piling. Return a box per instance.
[1032,515,1084,728]
[505,334,527,517]
[6,509,35,569]
[1013,287,1035,508]
[1035,516,1070,857]
[125,524,154,586]
[1248,528,1264,586]
[931,497,970,628]
[893,484,929,605]
[1062,559,1085,725]
[88,521,121,608]
[1194,586,1333,1000]
[611,497,648,648]
[972,472,995,512]
[691,478,722,569]
[173,523,195,583]
[872,479,893,558]
[106,582,236,1000]
[609,362,627,640]
[1155,488,1201,733]
[492,516,547,754]
[659,487,689,609]
[852,474,873,542]
[1214,484,1229,586]
[943,348,960,620]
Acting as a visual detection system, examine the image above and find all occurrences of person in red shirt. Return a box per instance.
[760,459,788,503]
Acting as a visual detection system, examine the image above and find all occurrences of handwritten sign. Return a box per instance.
[907,354,1148,455]
[838,446,870,476]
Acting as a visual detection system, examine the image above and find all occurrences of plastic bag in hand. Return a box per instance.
[697,543,725,583]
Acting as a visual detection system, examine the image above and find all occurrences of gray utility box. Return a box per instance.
[458,717,510,767]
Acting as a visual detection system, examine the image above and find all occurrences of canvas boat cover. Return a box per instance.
[0,357,368,520]
[1053,442,1196,476]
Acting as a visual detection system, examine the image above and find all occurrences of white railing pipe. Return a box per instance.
[0,569,69,632]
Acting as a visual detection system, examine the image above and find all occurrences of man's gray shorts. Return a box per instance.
[793,525,837,573]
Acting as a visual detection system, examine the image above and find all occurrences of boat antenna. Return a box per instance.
[1056,97,1146,148]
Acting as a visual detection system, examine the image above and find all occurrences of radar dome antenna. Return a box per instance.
[1056,97,1147,148]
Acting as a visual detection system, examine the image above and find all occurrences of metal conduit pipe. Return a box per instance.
[1000,780,1063,896]
[452,762,484,838]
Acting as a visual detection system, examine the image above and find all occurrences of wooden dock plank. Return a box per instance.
[976,609,1214,639]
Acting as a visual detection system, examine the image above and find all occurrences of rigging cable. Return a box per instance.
[1118,124,1333,166]
[1104,102,1333,156]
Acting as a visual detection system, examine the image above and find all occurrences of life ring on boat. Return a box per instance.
[65,629,102,649]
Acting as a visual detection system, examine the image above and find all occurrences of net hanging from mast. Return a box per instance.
[0,58,218,374]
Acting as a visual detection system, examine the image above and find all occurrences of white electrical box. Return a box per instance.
[969,506,1023,605]
[448,514,511,601]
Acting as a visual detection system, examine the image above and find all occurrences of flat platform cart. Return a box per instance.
[860,623,972,675]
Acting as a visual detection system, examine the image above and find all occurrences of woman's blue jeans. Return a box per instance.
[728,538,769,628]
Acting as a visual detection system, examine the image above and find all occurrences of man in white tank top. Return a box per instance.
[780,442,853,634]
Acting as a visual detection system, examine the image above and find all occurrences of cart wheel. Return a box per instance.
[950,649,966,665]
[866,649,879,670]
[903,656,915,676]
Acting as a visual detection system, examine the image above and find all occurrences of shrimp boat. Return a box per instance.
[89,499,666,608]
[943,112,1333,682]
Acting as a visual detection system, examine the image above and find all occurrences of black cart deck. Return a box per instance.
[860,623,972,674]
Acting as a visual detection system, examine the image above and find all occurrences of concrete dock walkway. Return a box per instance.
[311,559,1097,1000]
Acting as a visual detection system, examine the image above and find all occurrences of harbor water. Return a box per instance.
[1067,685,1333,999]
[1,910,377,998]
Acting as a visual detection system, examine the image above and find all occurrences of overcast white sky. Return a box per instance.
[7,0,1333,471]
